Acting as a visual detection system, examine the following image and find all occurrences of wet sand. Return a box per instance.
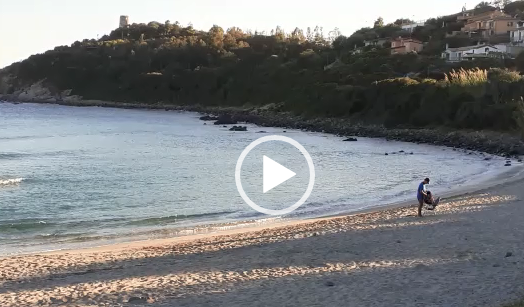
[2,174,524,307]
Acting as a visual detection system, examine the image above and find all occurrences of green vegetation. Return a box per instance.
[4,2,524,135]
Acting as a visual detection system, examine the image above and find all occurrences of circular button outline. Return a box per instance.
[235,135,316,216]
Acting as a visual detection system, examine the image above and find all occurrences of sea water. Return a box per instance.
[0,102,516,255]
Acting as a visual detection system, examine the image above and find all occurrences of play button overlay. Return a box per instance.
[263,156,296,193]
[235,135,315,216]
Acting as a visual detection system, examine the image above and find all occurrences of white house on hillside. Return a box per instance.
[494,43,524,56]
[510,21,524,46]
[364,38,389,47]
[401,21,425,33]
[441,43,503,62]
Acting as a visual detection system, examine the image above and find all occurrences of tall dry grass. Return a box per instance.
[444,68,488,86]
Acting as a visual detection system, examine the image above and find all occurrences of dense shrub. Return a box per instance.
[2,19,524,136]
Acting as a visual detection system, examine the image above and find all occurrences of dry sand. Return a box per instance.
[2,178,524,307]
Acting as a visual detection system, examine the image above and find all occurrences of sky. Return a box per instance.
[0,0,482,68]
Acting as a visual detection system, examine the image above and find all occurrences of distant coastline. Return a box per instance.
[1,97,524,160]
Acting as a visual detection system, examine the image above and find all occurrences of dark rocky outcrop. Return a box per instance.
[213,114,237,125]
[343,137,357,141]
[200,108,524,158]
[2,97,524,158]
[199,115,219,121]
[229,126,247,131]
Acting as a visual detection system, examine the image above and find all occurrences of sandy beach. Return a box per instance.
[2,173,524,306]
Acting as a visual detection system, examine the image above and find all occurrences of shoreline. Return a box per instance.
[2,100,524,306]
[2,169,524,306]
[5,162,523,258]
[2,97,524,158]
[1,98,524,258]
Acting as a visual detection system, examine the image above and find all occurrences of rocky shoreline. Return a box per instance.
[2,95,524,160]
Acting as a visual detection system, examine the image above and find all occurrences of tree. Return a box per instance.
[223,33,237,49]
[306,27,313,41]
[207,25,224,49]
[332,35,347,52]
[394,18,414,26]
[289,27,306,43]
[313,26,326,45]
[492,0,512,10]
[504,0,524,15]
[327,28,342,43]
[374,17,384,28]
[475,1,492,8]
[274,26,285,41]
[162,20,172,36]
[147,21,162,29]
[226,27,245,40]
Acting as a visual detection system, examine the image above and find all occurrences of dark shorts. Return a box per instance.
[417,195,423,203]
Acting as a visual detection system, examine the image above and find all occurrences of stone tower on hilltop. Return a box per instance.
[119,15,129,28]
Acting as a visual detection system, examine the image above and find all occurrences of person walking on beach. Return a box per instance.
[417,178,430,217]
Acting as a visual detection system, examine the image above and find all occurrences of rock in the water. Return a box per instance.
[505,162,511,166]
[214,115,237,125]
[325,281,335,287]
[343,137,358,142]
[385,153,389,155]
[505,252,513,257]
[257,131,267,133]
[199,115,219,121]
[229,126,247,131]
[399,150,404,153]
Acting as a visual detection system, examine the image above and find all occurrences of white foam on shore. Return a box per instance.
[0,178,24,186]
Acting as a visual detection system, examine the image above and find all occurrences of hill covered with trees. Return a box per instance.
[3,1,524,134]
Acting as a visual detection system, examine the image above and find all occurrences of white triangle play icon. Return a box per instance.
[263,156,296,193]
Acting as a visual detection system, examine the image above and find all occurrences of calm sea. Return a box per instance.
[0,102,515,255]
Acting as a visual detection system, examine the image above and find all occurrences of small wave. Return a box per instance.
[0,136,39,141]
[33,232,92,240]
[126,211,236,226]
[0,150,79,159]
[0,178,24,186]
[127,216,285,238]
[0,219,53,232]
[0,152,28,159]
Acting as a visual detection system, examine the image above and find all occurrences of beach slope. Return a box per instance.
[2,180,524,307]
